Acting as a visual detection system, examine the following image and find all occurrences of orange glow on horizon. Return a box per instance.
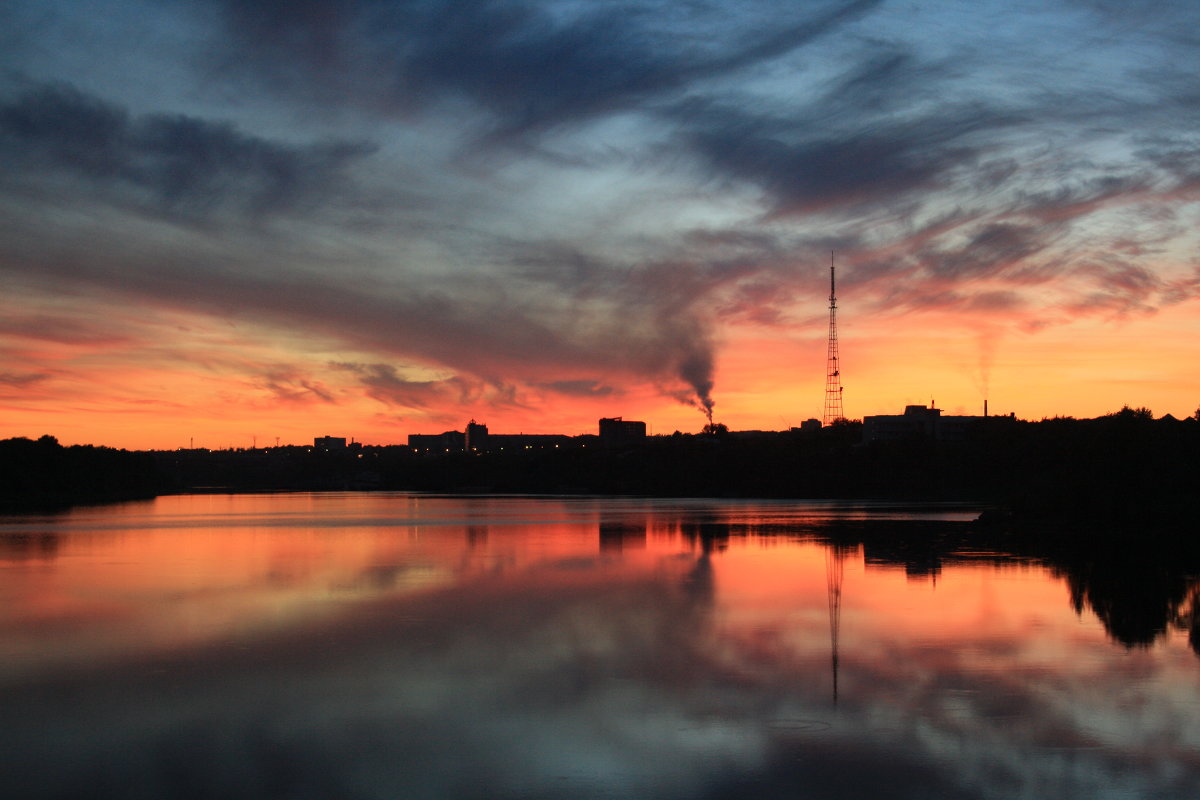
[3,288,1199,449]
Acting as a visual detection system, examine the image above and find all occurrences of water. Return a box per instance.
[2,493,1197,799]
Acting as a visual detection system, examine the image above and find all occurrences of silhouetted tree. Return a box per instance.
[1,436,164,509]
[1109,405,1154,421]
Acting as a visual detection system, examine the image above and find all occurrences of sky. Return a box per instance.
[2,0,1199,449]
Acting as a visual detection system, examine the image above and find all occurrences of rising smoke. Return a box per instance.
[678,348,715,426]
[972,328,998,407]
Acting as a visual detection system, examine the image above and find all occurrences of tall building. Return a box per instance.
[465,420,489,451]
[599,417,647,445]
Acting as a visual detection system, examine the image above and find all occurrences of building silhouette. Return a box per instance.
[465,420,488,451]
[409,421,573,453]
[407,430,466,452]
[598,417,646,446]
[862,404,987,443]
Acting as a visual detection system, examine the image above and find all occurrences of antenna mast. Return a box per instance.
[823,252,844,425]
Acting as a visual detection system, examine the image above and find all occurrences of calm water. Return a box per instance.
[2,493,1198,799]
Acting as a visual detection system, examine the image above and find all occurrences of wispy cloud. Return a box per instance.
[256,365,338,406]
[0,371,51,388]
[204,0,881,143]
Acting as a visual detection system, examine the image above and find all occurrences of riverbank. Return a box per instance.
[4,409,1196,527]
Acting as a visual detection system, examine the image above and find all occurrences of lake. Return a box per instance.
[2,493,1198,799]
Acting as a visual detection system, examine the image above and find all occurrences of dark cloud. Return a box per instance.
[679,100,1022,217]
[1134,133,1200,192]
[256,366,337,405]
[0,313,133,346]
[0,81,375,220]
[814,44,964,121]
[333,362,517,411]
[1083,262,1162,295]
[717,278,799,327]
[0,201,735,418]
[0,372,51,388]
[535,380,619,399]
[1016,174,1152,226]
[869,288,1028,316]
[963,291,1025,312]
[924,223,1055,280]
[1160,268,1200,307]
[207,0,881,142]
[334,363,445,409]
[1057,258,1164,318]
[502,240,767,415]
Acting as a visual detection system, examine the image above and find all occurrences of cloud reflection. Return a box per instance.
[4,517,1199,800]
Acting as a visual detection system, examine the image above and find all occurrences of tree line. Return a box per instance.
[3,406,1197,527]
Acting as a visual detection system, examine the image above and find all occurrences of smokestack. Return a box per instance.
[984,399,988,417]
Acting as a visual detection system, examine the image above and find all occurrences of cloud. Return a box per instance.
[0,312,134,346]
[333,362,530,415]
[205,0,882,143]
[334,363,447,409]
[921,223,1058,282]
[4,0,1200,438]
[256,365,338,406]
[0,200,737,418]
[535,380,620,399]
[0,81,375,221]
[677,97,1024,218]
[0,371,51,388]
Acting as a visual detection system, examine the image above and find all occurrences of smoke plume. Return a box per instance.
[972,328,998,405]
[678,349,715,426]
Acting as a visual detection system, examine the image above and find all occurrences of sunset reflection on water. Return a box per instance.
[1,493,1197,799]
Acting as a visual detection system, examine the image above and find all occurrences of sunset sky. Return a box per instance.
[3,0,1199,449]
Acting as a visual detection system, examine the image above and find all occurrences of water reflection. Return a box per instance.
[0,529,60,560]
[599,520,647,554]
[1,493,1198,799]
[1057,548,1198,651]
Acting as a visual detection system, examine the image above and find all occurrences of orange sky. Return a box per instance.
[2,287,1198,450]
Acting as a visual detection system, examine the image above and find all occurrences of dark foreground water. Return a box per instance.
[2,493,1198,799]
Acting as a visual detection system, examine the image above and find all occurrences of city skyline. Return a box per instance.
[3,1,1199,450]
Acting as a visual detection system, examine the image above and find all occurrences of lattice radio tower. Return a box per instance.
[823,252,844,426]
